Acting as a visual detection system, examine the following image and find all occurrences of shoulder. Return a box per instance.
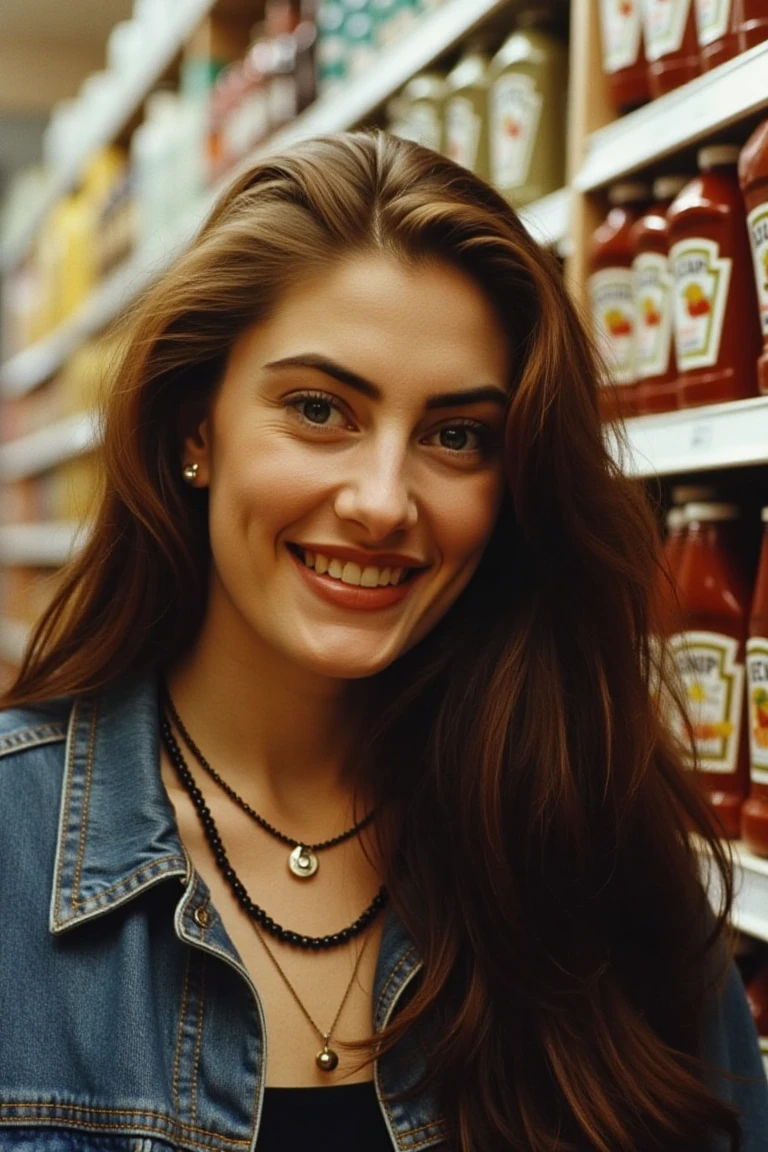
[703,961,768,1151]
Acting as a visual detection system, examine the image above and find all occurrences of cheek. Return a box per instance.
[433,472,504,568]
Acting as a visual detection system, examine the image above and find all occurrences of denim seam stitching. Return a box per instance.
[375,946,416,1023]
[0,1104,251,1144]
[0,725,66,755]
[72,698,99,908]
[190,950,207,1123]
[52,698,81,923]
[173,947,193,1115]
[398,1119,448,1139]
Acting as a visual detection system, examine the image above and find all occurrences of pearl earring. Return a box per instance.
[182,463,199,483]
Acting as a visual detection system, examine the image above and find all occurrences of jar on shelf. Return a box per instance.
[399,72,446,153]
[487,8,567,208]
[642,0,700,97]
[631,174,689,415]
[588,182,650,422]
[739,120,768,396]
[670,501,750,839]
[443,39,492,182]
[743,508,768,857]
[667,145,761,408]
[695,0,768,70]
[596,0,649,113]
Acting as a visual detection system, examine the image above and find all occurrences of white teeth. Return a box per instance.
[297,547,411,587]
[341,561,362,586]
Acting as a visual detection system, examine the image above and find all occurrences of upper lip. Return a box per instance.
[289,543,428,569]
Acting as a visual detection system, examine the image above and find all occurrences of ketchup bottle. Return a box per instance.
[739,120,768,396]
[597,0,650,112]
[695,0,768,70]
[671,502,750,839]
[743,508,768,857]
[631,175,688,414]
[668,146,761,408]
[657,506,688,636]
[642,0,700,97]
[589,182,650,422]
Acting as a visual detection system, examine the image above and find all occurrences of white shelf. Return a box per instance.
[0,412,99,481]
[606,396,768,478]
[0,618,31,665]
[701,841,768,945]
[519,187,571,255]
[0,0,217,273]
[0,521,84,566]
[575,41,768,192]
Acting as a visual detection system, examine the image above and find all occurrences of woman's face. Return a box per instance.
[185,253,510,680]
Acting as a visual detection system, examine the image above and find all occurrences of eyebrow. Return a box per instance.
[263,354,508,410]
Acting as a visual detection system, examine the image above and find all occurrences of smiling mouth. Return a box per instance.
[287,544,421,588]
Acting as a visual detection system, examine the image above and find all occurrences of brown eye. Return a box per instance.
[302,398,333,424]
[440,427,472,451]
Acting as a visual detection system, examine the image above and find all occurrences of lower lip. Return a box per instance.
[288,548,423,611]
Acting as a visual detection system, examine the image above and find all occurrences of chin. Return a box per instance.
[297,641,404,681]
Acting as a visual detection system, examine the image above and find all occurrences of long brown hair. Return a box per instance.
[4,131,738,1150]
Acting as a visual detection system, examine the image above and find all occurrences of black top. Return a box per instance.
[257,1081,394,1151]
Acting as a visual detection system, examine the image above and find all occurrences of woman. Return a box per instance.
[0,131,765,1152]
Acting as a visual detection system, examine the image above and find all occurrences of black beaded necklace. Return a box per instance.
[160,713,388,950]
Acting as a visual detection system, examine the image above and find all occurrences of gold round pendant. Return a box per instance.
[289,844,319,879]
[316,1044,339,1072]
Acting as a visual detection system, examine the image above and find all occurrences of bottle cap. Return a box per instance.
[666,507,686,531]
[684,502,740,522]
[671,484,717,505]
[608,182,650,206]
[697,144,740,171]
[652,175,689,201]
[761,507,768,523]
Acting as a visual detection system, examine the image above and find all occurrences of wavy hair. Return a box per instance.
[3,131,738,1150]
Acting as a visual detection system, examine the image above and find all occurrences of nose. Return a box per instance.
[333,438,418,541]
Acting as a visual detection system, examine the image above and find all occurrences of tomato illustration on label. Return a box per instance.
[752,685,768,747]
[642,296,662,326]
[684,282,712,317]
[604,308,633,336]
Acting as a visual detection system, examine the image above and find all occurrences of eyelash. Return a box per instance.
[284,390,496,458]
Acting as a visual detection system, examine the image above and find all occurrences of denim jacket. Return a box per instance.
[0,674,766,1152]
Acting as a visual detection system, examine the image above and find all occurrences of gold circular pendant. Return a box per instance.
[289,844,319,879]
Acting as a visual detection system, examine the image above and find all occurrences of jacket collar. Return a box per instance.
[50,674,187,933]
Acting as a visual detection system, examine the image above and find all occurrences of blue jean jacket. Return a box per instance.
[0,675,766,1152]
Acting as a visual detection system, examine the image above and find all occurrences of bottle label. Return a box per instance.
[669,631,744,773]
[694,0,732,45]
[669,237,732,371]
[747,204,768,340]
[643,0,692,61]
[598,0,643,72]
[761,1037,768,1081]
[407,104,442,153]
[747,639,768,785]
[445,96,482,173]
[588,267,635,385]
[489,72,542,191]
[633,250,674,379]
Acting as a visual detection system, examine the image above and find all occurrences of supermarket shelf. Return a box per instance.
[701,841,768,945]
[519,187,571,255]
[575,41,768,192]
[0,412,100,481]
[0,619,31,666]
[0,0,217,273]
[0,208,204,399]
[0,521,84,567]
[606,396,768,478]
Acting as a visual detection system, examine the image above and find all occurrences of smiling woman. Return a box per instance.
[0,131,766,1152]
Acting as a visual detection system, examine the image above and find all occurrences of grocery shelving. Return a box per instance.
[700,841,768,945]
[605,397,768,479]
[574,40,768,192]
[0,0,219,274]
[0,521,83,567]
[0,412,99,481]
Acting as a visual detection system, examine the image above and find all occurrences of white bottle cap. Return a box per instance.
[761,507,768,523]
[652,175,689,201]
[608,182,650,206]
[666,506,686,531]
[671,484,717,505]
[685,502,740,522]
[697,145,740,171]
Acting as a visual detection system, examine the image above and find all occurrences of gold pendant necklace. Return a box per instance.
[253,922,372,1072]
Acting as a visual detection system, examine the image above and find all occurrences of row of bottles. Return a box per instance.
[589,119,768,420]
[386,8,567,208]
[659,489,768,854]
[599,0,768,114]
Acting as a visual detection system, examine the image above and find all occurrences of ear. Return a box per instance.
[180,413,212,488]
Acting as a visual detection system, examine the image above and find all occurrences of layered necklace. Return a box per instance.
[159,688,388,1071]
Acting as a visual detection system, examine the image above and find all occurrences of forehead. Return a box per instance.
[229,253,511,393]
